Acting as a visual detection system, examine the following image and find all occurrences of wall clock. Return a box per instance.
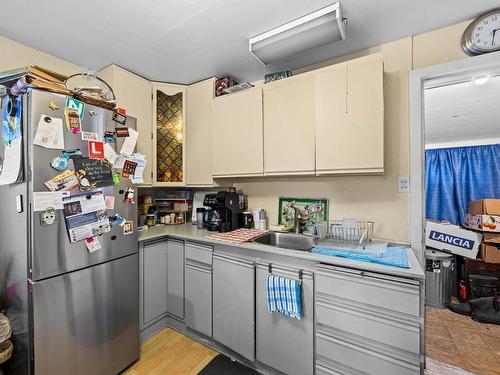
[462,9,500,56]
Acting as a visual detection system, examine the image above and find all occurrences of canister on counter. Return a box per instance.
[196,208,206,229]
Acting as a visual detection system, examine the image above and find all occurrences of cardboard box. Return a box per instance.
[426,221,482,259]
[464,199,500,233]
[483,232,500,245]
[468,199,500,216]
[464,213,500,233]
[480,243,500,264]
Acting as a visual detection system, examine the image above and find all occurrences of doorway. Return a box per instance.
[410,52,500,374]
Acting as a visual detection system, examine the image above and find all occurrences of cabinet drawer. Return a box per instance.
[317,331,420,375]
[185,242,213,266]
[316,298,419,354]
[316,265,419,318]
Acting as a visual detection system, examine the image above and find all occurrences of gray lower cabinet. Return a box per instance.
[213,253,255,361]
[185,242,213,337]
[166,239,185,319]
[256,263,314,375]
[315,264,422,375]
[142,240,168,327]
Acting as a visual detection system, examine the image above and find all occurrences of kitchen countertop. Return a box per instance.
[138,224,425,280]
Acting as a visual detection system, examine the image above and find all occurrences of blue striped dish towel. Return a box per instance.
[266,273,302,320]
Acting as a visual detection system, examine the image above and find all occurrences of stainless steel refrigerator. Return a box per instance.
[0,89,139,375]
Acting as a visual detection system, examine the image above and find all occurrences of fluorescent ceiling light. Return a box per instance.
[249,2,346,65]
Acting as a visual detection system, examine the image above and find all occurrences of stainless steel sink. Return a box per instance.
[252,231,315,251]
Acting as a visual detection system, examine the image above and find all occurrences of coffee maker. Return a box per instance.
[203,191,242,232]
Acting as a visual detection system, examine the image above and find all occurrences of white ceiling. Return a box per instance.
[425,75,500,148]
[1,0,499,84]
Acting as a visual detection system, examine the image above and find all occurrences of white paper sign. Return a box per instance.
[130,153,147,184]
[120,128,138,157]
[113,155,127,169]
[33,191,70,211]
[104,143,118,165]
[33,115,64,149]
[0,139,22,185]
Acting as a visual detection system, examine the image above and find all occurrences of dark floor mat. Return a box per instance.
[198,354,260,375]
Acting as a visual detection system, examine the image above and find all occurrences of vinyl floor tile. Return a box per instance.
[426,307,500,375]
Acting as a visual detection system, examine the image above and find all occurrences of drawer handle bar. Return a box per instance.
[268,263,303,284]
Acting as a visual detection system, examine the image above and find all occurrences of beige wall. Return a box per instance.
[412,21,470,69]
[0,36,79,75]
[234,20,474,243]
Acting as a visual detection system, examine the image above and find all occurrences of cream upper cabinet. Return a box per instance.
[345,54,384,174]
[98,65,153,184]
[315,63,348,174]
[152,83,187,186]
[315,54,384,175]
[263,74,316,175]
[211,87,264,177]
[186,78,215,186]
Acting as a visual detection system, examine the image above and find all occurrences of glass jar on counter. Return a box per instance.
[145,214,156,227]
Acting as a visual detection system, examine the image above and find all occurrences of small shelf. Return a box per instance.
[157,209,189,213]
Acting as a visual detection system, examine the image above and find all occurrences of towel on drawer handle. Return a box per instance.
[266,273,303,320]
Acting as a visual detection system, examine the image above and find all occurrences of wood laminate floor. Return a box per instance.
[123,328,218,375]
[426,307,500,375]
[126,310,500,375]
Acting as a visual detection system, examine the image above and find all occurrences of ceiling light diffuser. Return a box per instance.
[249,2,346,65]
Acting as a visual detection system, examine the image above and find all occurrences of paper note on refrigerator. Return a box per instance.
[33,115,65,149]
[33,191,70,211]
[119,128,138,157]
[62,192,110,243]
[104,195,115,210]
[0,139,22,185]
[104,143,118,165]
[44,170,79,192]
[130,153,147,184]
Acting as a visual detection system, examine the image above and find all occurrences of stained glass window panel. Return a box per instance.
[156,90,183,183]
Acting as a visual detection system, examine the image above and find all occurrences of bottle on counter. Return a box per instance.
[253,208,262,229]
[258,208,267,230]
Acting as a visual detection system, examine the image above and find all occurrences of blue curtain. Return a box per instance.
[425,144,500,225]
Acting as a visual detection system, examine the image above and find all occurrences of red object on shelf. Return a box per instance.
[116,107,126,115]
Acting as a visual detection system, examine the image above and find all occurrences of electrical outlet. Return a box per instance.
[398,176,410,193]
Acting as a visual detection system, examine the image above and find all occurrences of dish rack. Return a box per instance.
[316,220,374,250]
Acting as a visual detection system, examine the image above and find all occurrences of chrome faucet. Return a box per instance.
[289,203,304,234]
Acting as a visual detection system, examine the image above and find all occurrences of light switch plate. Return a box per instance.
[398,176,410,193]
[16,194,23,213]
